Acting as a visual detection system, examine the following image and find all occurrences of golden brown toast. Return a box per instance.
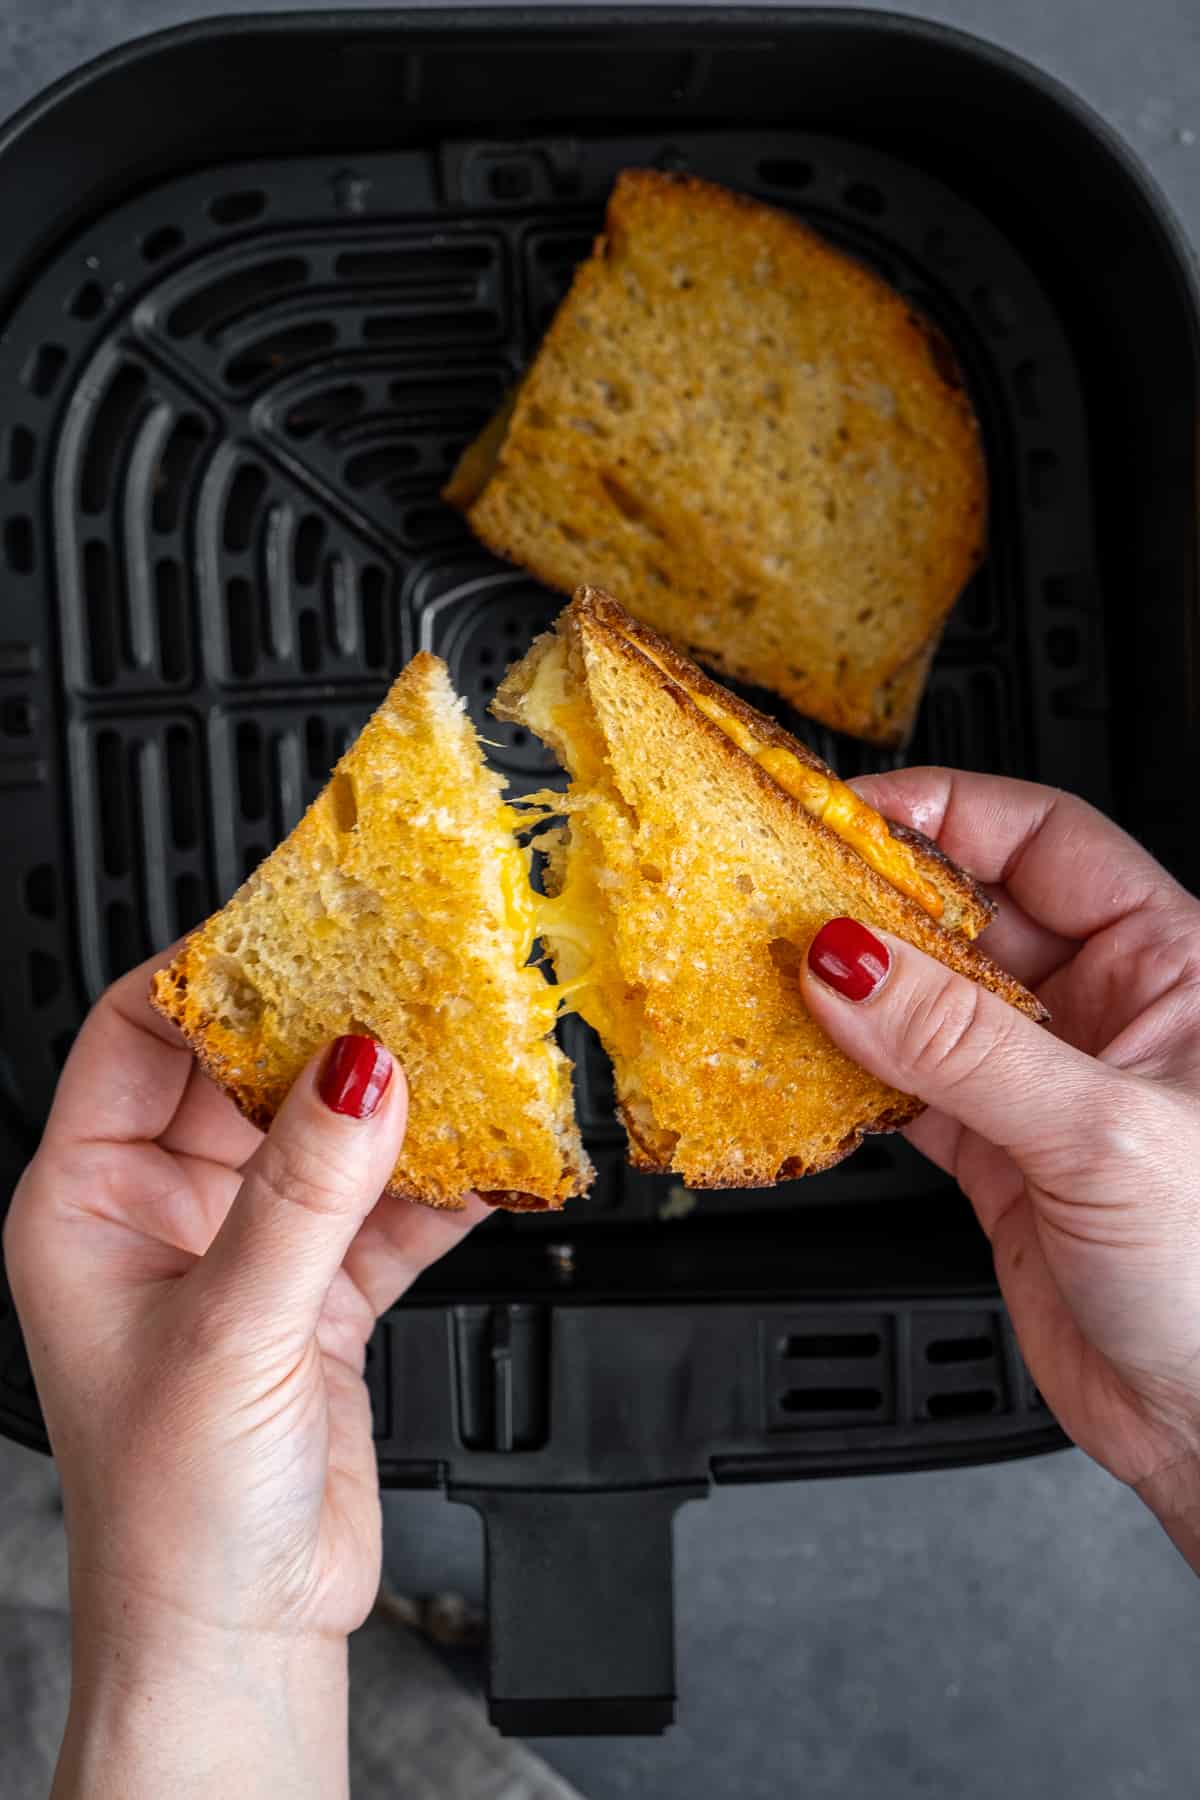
[151,654,591,1212]
[448,169,986,746]
[495,589,1044,1187]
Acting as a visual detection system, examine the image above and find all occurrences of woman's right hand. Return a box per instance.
[800,771,1200,1569]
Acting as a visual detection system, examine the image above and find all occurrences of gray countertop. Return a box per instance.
[3,6,1198,1798]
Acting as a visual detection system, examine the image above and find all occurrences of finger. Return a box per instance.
[901,1106,964,1176]
[902,1101,1025,1228]
[188,1036,408,1350]
[849,768,1180,941]
[46,942,194,1149]
[803,918,1120,1192]
[851,768,1076,984]
[343,1189,492,1319]
[966,885,1076,991]
[158,1059,263,1168]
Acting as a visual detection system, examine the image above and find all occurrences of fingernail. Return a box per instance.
[808,918,891,1002]
[319,1036,393,1119]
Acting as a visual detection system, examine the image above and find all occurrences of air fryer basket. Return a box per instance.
[0,9,1195,1735]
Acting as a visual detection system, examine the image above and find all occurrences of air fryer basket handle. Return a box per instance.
[454,1484,704,1736]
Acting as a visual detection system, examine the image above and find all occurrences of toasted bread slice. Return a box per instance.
[495,589,1043,1187]
[151,655,591,1212]
[448,169,986,746]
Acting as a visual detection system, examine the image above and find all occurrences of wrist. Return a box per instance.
[57,1589,348,1800]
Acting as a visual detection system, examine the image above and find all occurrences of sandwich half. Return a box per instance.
[151,654,591,1211]
[447,168,986,746]
[495,588,1044,1186]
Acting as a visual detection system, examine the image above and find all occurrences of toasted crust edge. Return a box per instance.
[566,587,1002,948]
[620,1093,925,1186]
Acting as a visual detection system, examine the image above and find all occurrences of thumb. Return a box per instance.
[193,1035,407,1348]
[801,917,1113,1181]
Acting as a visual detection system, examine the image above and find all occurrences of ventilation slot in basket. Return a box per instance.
[912,1312,1009,1423]
[765,1314,895,1429]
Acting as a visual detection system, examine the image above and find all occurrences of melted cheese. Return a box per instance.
[521,639,608,783]
[492,800,612,1037]
[504,638,622,1032]
[497,839,538,962]
[627,638,944,919]
[533,846,641,1060]
[490,813,563,1036]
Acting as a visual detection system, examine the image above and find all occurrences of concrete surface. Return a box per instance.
[382,1451,1200,1799]
[3,4,1199,1798]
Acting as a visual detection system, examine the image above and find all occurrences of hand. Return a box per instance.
[3,950,488,1799]
[801,770,1200,1569]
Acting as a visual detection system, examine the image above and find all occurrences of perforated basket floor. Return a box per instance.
[0,130,1106,1236]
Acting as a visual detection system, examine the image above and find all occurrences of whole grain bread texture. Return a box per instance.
[495,588,1043,1187]
[151,655,591,1211]
[448,169,986,746]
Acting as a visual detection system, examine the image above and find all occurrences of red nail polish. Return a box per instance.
[319,1036,393,1118]
[808,918,891,1002]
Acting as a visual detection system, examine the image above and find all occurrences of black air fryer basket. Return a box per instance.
[0,8,1196,1736]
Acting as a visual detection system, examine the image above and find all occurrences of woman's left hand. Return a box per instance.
[4,948,487,1800]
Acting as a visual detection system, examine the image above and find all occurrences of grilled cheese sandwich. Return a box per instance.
[153,591,1039,1208]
